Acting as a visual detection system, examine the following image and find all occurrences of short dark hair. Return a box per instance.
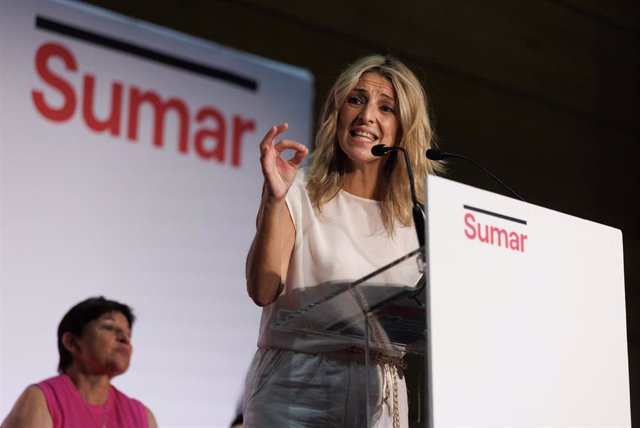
[57,296,135,373]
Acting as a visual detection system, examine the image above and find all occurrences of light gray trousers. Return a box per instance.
[243,347,408,428]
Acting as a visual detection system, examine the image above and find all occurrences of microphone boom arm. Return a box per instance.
[450,153,525,202]
[427,149,525,202]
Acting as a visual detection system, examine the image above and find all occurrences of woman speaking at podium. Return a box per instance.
[244,55,441,427]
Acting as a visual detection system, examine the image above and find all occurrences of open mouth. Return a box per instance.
[349,130,378,143]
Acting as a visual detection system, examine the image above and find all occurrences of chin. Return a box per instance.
[351,152,382,166]
[107,361,130,377]
[107,369,128,379]
[341,146,376,164]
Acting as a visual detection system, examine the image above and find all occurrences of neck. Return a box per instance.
[342,162,385,200]
[64,367,111,405]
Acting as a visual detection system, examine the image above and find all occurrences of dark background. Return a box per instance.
[77,0,639,424]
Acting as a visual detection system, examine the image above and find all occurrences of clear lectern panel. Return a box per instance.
[273,248,427,427]
[274,249,426,354]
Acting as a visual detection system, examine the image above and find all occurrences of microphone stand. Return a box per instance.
[371,144,426,257]
[426,149,525,202]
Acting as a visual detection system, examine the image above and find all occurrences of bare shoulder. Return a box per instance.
[146,406,158,428]
[1,385,52,428]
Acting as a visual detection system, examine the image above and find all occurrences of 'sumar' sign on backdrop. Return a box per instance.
[0,1,313,426]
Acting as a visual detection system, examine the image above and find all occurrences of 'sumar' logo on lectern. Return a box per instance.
[463,205,528,253]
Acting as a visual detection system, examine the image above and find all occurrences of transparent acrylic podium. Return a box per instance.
[273,248,427,427]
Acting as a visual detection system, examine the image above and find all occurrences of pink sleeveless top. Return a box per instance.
[36,374,148,428]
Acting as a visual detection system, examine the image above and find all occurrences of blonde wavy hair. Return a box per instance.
[306,54,443,233]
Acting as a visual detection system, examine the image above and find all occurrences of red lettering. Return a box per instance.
[32,42,77,122]
[127,88,189,151]
[82,74,123,135]
[520,234,527,252]
[464,213,476,239]
[31,43,256,168]
[478,223,490,243]
[491,226,508,247]
[509,232,519,251]
[464,212,527,253]
[231,115,255,167]
[193,107,226,161]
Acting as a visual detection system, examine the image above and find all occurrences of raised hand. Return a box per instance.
[259,123,309,201]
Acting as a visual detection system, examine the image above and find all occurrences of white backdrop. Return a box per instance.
[0,1,313,426]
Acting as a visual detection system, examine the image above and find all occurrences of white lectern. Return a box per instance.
[425,175,630,427]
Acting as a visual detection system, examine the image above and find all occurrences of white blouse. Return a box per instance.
[256,171,421,353]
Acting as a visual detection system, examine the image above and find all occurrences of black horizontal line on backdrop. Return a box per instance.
[35,15,258,91]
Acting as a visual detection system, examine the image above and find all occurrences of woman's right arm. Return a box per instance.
[1,386,53,428]
[246,123,308,307]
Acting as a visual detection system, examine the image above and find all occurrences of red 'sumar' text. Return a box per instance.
[464,212,527,252]
[31,42,256,167]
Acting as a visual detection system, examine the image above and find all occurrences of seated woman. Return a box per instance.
[2,296,157,428]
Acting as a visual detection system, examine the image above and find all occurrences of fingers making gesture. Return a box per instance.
[259,123,308,201]
[247,123,306,306]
